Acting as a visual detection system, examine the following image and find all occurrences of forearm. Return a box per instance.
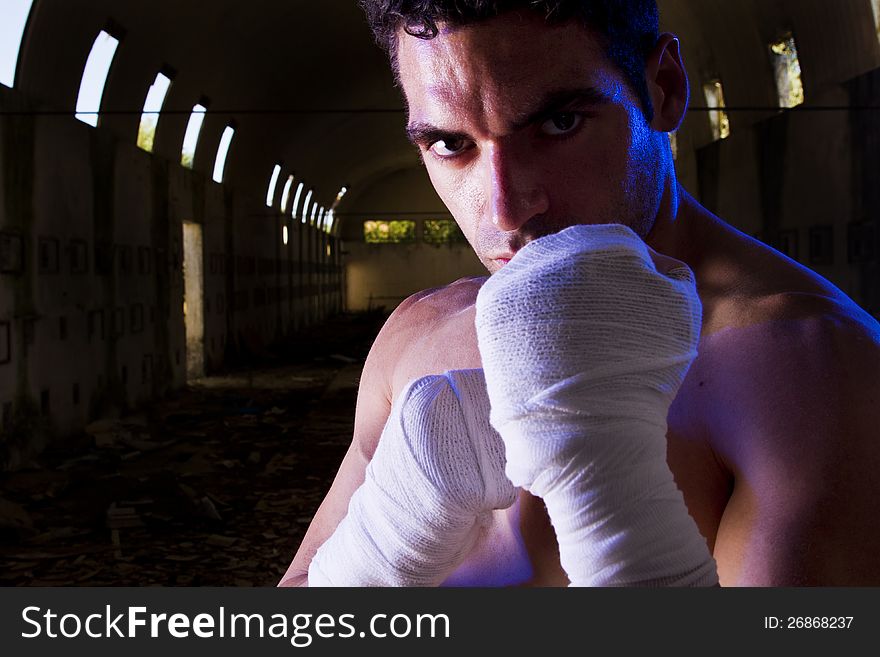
[477,224,718,587]
[521,416,716,586]
[308,371,515,586]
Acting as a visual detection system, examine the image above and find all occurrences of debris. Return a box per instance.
[206,535,237,548]
[106,504,144,529]
[0,498,35,532]
[196,496,222,521]
[0,310,386,586]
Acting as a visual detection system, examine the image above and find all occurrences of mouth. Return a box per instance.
[491,253,516,268]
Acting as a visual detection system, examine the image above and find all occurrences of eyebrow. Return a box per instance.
[405,86,611,146]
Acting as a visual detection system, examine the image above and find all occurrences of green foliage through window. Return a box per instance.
[137,115,157,152]
[423,219,466,245]
[364,220,416,243]
[769,34,804,108]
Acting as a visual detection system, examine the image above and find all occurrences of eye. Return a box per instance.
[429,137,470,158]
[540,112,583,136]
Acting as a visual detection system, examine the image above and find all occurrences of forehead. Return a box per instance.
[396,11,618,122]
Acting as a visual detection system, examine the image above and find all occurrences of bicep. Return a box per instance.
[279,334,395,587]
[710,312,880,586]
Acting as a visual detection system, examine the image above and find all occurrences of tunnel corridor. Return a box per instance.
[0,310,386,586]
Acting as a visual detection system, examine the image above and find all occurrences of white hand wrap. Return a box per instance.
[475,223,718,587]
[308,370,516,586]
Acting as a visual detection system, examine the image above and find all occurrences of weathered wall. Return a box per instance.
[0,85,341,469]
[677,67,879,317]
[340,166,485,312]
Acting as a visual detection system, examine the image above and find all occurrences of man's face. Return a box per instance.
[397,11,667,273]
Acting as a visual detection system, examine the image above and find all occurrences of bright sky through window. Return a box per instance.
[181,103,207,168]
[0,0,34,88]
[137,72,172,152]
[283,225,289,245]
[302,190,313,224]
[325,210,335,233]
[266,164,282,207]
[291,182,304,219]
[280,176,294,213]
[75,31,120,126]
[212,125,235,183]
[310,202,318,225]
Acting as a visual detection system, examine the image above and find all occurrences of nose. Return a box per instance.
[484,141,549,232]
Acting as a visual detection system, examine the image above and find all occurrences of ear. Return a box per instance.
[644,33,689,132]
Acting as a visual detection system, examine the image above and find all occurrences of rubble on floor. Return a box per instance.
[0,311,387,586]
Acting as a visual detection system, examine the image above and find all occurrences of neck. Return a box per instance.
[645,170,681,246]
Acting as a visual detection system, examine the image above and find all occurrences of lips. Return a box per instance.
[492,253,515,267]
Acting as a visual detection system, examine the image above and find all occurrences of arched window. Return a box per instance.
[75,30,121,126]
[873,0,880,42]
[702,79,731,140]
[280,175,294,213]
[301,189,313,224]
[212,123,235,183]
[325,209,336,234]
[266,164,282,207]
[0,0,35,88]
[769,33,804,108]
[291,182,305,219]
[181,101,208,168]
[137,70,173,152]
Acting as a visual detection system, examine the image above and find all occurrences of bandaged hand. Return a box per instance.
[308,370,516,586]
[475,223,718,587]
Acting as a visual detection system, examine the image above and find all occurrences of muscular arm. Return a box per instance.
[708,296,880,585]
[278,280,486,586]
[277,302,402,587]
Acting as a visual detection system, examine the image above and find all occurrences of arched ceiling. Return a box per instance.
[13,0,880,227]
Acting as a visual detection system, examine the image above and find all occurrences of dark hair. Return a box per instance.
[359,0,660,120]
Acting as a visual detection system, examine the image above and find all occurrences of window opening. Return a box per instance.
[301,189,313,224]
[769,33,805,108]
[702,80,731,140]
[137,70,172,152]
[0,0,35,88]
[423,219,466,245]
[291,182,304,219]
[364,220,416,244]
[280,175,294,212]
[181,102,207,168]
[266,164,282,207]
[212,123,235,183]
[75,30,121,126]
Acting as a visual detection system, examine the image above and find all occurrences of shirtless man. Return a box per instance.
[279,0,880,586]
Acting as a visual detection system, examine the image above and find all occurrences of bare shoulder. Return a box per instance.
[692,264,880,583]
[696,255,880,455]
[277,276,488,585]
[353,276,486,456]
[391,276,487,322]
[377,277,487,398]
